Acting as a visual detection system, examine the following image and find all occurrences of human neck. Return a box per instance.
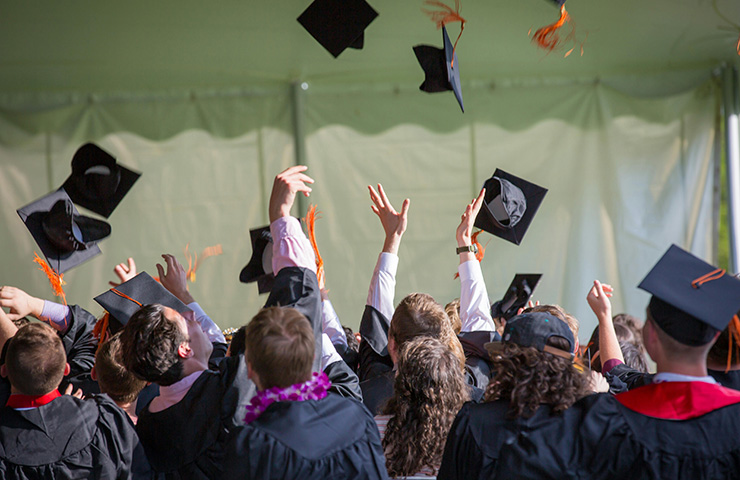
[655,359,709,377]
[180,358,208,377]
[117,401,138,424]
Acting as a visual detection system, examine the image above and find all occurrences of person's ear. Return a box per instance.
[0,364,6,378]
[247,361,262,390]
[64,363,71,376]
[90,366,97,381]
[388,336,398,364]
[178,342,193,359]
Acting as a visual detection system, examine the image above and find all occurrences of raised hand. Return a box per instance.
[456,188,485,248]
[156,254,195,305]
[586,280,613,323]
[368,184,410,255]
[269,165,314,223]
[109,257,137,287]
[0,286,44,321]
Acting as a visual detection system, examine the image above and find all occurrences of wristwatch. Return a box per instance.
[456,244,479,255]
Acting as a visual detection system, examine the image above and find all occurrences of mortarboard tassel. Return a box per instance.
[453,229,486,279]
[304,205,325,288]
[184,243,224,283]
[33,252,67,306]
[727,315,740,373]
[530,4,585,57]
[93,313,111,354]
[423,0,466,67]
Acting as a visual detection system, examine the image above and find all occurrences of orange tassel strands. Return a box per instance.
[530,4,585,57]
[304,205,325,288]
[33,252,67,306]
[423,0,466,67]
[93,313,111,354]
[184,244,224,283]
[454,230,486,279]
[726,315,740,373]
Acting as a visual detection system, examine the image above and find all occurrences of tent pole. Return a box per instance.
[723,65,740,273]
[291,81,308,216]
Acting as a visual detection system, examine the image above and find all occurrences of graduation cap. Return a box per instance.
[17,188,110,274]
[94,272,192,328]
[413,26,464,113]
[485,312,575,361]
[61,143,141,218]
[638,244,740,346]
[474,169,548,245]
[491,274,543,321]
[297,0,378,58]
[239,226,275,295]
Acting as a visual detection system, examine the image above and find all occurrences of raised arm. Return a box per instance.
[0,305,18,355]
[366,184,409,320]
[0,285,71,334]
[587,280,624,368]
[457,189,495,333]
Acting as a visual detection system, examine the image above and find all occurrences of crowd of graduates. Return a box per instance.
[2,164,740,479]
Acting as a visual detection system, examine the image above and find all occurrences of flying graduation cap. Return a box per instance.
[239,226,275,295]
[491,274,543,321]
[297,0,378,58]
[61,143,141,218]
[474,169,548,245]
[17,188,111,274]
[414,1,466,112]
[638,244,740,346]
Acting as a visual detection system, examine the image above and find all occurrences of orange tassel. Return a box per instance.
[454,229,486,279]
[736,33,740,55]
[727,315,740,372]
[33,252,67,306]
[423,0,466,67]
[184,243,223,283]
[303,205,325,288]
[533,5,570,51]
[93,313,111,354]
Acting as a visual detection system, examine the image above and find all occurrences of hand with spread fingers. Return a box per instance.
[269,165,314,223]
[109,257,137,287]
[0,286,45,321]
[368,184,410,255]
[157,254,195,305]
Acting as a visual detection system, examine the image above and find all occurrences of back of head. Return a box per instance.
[96,333,147,404]
[444,298,462,335]
[381,336,469,477]
[619,339,649,373]
[486,331,589,418]
[390,293,448,347]
[245,306,314,389]
[586,323,645,372]
[6,323,66,395]
[119,304,186,386]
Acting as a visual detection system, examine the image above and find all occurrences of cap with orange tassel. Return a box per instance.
[530,0,586,57]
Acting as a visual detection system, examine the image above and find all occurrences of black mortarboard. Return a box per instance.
[491,274,543,321]
[548,0,567,6]
[94,272,192,327]
[239,226,275,295]
[413,26,464,112]
[638,244,740,346]
[61,143,141,218]
[297,0,378,58]
[17,188,110,273]
[485,312,575,361]
[474,169,548,245]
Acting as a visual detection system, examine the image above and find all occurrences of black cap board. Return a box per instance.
[94,272,192,327]
[548,0,566,6]
[17,188,110,273]
[413,26,464,112]
[485,312,575,361]
[61,143,141,218]
[491,274,543,321]
[638,244,740,346]
[474,169,548,245]
[239,226,275,295]
[297,0,378,58]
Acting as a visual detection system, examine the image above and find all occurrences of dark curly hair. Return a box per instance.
[119,304,187,386]
[380,336,470,477]
[485,336,590,419]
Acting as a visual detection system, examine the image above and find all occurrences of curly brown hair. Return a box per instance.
[380,336,470,477]
[484,336,590,419]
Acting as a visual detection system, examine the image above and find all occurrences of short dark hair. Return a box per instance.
[244,307,314,389]
[96,333,147,404]
[119,304,186,386]
[6,323,66,395]
[229,325,248,357]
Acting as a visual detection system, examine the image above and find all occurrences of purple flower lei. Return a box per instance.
[244,371,331,424]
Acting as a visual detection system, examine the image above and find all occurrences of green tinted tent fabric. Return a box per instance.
[0,0,738,337]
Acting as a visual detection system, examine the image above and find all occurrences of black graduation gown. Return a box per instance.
[224,392,389,480]
[0,394,146,479]
[607,363,740,392]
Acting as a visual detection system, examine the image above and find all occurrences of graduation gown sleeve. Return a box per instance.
[358,305,394,382]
